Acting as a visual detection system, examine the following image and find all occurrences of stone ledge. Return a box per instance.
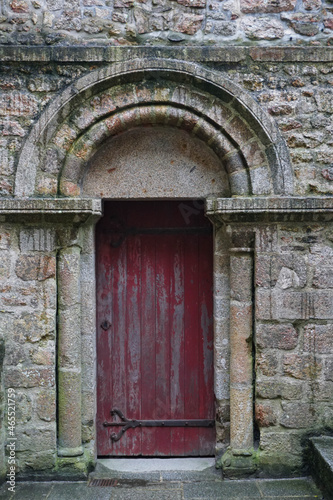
[0,46,332,63]
[0,198,102,214]
[0,198,102,222]
[206,197,333,223]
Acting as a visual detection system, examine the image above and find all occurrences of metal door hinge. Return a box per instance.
[103,408,215,442]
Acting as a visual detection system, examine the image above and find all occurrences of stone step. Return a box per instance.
[310,435,333,499]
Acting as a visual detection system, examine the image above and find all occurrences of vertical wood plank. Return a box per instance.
[184,234,200,456]
[141,234,156,455]
[111,228,129,455]
[126,234,142,455]
[155,233,171,455]
[170,235,185,456]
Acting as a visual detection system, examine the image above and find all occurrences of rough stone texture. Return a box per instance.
[254,221,333,475]
[0,57,332,199]
[0,45,333,481]
[0,0,332,44]
[83,127,230,199]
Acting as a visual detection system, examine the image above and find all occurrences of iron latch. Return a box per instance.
[103,408,215,442]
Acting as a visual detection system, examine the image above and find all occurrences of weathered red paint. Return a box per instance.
[96,201,215,456]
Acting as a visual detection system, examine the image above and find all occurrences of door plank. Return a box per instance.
[170,235,185,456]
[141,234,156,456]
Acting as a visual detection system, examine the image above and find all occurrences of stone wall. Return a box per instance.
[0,224,57,475]
[0,50,332,198]
[0,0,333,45]
[0,47,332,479]
[255,222,333,475]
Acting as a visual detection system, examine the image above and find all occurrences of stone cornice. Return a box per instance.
[206,197,333,223]
[0,46,332,63]
[0,198,102,223]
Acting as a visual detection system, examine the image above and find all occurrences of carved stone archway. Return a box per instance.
[14,59,293,198]
[12,58,294,475]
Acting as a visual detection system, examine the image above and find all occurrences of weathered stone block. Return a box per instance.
[305,382,333,401]
[16,428,56,453]
[0,229,11,250]
[255,226,278,253]
[241,16,284,39]
[0,252,10,279]
[41,148,62,175]
[15,254,56,281]
[303,324,333,354]
[283,353,322,380]
[19,450,56,471]
[36,389,56,422]
[268,104,294,115]
[4,343,28,365]
[5,367,55,388]
[280,402,316,428]
[241,0,296,12]
[230,385,253,449]
[13,312,55,344]
[256,379,302,400]
[15,392,32,424]
[36,176,58,196]
[19,228,56,252]
[255,402,277,427]
[312,267,333,288]
[250,166,272,195]
[30,342,55,365]
[0,93,38,117]
[256,351,279,377]
[175,13,204,34]
[10,0,29,13]
[205,20,237,36]
[177,0,206,7]
[325,359,333,381]
[270,290,333,320]
[0,145,15,176]
[53,124,77,151]
[303,0,321,9]
[256,254,307,289]
[259,430,303,455]
[314,91,333,113]
[256,323,298,350]
[255,289,272,320]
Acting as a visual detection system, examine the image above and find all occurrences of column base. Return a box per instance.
[58,446,84,457]
[222,447,258,479]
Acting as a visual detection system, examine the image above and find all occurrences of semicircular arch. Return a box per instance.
[14,59,293,198]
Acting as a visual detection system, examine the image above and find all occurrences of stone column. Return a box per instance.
[222,244,256,477]
[229,247,254,453]
[57,245,83,457]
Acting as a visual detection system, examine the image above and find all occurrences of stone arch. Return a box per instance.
[14,59,293,197]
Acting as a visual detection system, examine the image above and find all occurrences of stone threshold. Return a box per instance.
[97,457,216,473]
[0,46,332,63]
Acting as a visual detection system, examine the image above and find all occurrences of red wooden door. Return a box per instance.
[96,201,215,456]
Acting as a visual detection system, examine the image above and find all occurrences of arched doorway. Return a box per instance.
[12,58,293,473]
